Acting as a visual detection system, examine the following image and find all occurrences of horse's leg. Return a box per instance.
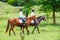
[20,27,22,30]
[22,27,24,34]
[9,24,15,36]
[12,27,16,35]
[9,27,11,36]
[11,25,16,36]
[32,24,40,34]
[20,26,24,35]
[25,26,29,35]
[12,29,16,36]
[32,19,38,34]
[35,19,40,33]
[36,25,40,34]
[31,25,36,34]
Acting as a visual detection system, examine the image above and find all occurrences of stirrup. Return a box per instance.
[23,23,25,26]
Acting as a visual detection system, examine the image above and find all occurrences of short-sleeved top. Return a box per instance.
[19,11,25,18]
[30,12,35,17]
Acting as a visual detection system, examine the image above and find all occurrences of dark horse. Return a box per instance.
[30,16,46,34]
[5,16,46,35]
[20,16,46,34]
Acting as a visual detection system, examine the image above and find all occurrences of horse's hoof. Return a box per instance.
[5,31,8,33]
[9,34,11,36]
[27,30,29,35]
[27,33,29,35]
[38,32,40,34]
[31,32,33,34]
[14,34,16,36]
[20,32,24,35]
[20,32,22,34]
[5,32,7,33]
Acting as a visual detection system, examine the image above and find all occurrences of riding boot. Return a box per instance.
[23,20,25,26]
[23,22,25,26]
[34,19,36,24]
[34,19,38,24]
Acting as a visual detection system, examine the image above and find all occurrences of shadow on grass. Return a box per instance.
[48,23,60,27]
[39,23,48,27]
[57,38,60,40]
[39,23,60,27]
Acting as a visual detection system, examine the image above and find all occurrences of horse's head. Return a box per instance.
[41,16,46,21]
[37,16,46,21]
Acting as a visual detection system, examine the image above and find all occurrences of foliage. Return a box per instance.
[17,0,25,6]
[0,2,60,40]
[0,0,60,11]
[23,0,34,16]
[0,0,8,2]
[0,13,60,40]
[0,0,60,24]
[7,0,18,6]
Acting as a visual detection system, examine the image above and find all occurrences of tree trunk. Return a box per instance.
[25,0,29,3]
[52,3,56,24]
[53,8,56,24]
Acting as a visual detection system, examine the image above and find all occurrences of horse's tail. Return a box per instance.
[5,20,9,32]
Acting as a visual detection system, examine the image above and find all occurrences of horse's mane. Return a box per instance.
[36,16,41,19]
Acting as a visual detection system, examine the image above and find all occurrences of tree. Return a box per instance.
[0,0,8,2]
[25,0,29,3]
[51,0,56,24]
[1,0,60,24]
[23,0,34,16]
[40,0,60,24]
[8,0,17,6]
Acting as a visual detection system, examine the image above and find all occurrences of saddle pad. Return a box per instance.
[31,20,34,23]
[19,19,23,23]
[19,19,26,23]
[19,19,34,23]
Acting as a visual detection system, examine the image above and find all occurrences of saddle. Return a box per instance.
[19,19,35,23]
[19,18,26,23]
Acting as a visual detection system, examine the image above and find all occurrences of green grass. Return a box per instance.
[0,13,60,40]
[0,1,20,14]
[0,1,60,40]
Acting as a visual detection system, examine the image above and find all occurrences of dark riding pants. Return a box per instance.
[19,17,25,24]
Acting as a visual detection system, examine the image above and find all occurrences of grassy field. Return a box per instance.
[0,1,60,40]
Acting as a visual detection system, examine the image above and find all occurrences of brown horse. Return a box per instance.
[6,16,36,35]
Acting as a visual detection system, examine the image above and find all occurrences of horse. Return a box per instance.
[5,16,36,35]
[5,16,46,35]
[20,16,46,34]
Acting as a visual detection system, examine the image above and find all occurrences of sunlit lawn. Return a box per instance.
[0,13,60,40]
[0,1,60,40]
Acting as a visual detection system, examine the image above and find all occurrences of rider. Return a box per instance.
[30,9,35,17]
[19,9,25,24]
[30,9,36,23]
